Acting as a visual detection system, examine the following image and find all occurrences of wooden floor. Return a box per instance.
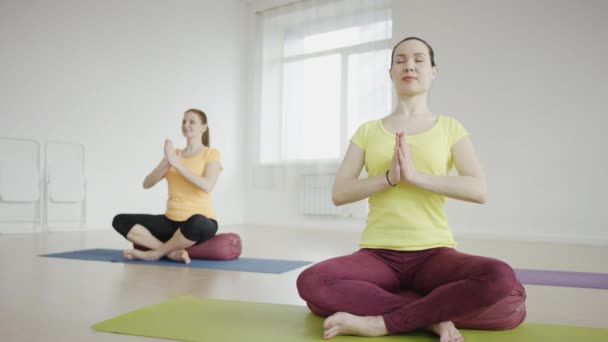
[1,225,607,341]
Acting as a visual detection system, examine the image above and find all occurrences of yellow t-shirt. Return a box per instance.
[351,115,468,250]
[164,147,221,221]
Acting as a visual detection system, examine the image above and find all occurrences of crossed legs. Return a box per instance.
[112,213,218,264]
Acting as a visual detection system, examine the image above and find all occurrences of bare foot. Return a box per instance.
[123,249,135,260]
[167,250,191,264]
[322,312,387,339]
[122,249,161,261]
[429,321,463,342]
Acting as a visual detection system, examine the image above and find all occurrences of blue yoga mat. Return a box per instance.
[40,249,608,288]
[40,249,312,274]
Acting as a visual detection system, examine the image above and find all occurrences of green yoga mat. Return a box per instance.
[92,296,608,342]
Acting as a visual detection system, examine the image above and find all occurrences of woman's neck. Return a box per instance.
[392,93,431,118]
[184,138,204,152]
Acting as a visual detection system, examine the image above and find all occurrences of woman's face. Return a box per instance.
[389,39,437,96]
[181,111,206,139]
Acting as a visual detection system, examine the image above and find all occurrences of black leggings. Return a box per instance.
[112,213,218,245]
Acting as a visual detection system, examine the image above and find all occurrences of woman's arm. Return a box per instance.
[143,158,170,189]
[163,139,222,193]
[332,142,395,206]
[400,135,487,203]
[172,161,222,193]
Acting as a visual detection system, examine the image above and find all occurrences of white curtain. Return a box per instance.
[248,0,392,220]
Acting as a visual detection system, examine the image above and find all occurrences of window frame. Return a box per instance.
[270,38,392,165]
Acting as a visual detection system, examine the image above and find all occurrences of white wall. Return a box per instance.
[0,0,247,231]
[244,0,608,244]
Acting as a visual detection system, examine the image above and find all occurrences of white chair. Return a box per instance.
[0,138,43,231]
[44,141,86,229]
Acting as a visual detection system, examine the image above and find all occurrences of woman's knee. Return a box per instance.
[306,301,332,317]
[181,214,217,242]
[112,214,131,236]
[296,268,315,301]
[296,265,332,302]
[507,282,527,329]
[477,259,517,305]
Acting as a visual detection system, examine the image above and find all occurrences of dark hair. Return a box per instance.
[390,37,436,68]
[185,108,210,146]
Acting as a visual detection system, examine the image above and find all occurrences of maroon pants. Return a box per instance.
[296,247,526,334]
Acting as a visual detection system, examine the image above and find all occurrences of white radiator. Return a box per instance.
[298,174,343,216]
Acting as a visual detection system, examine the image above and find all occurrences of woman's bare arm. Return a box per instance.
[143,158,170,189]
[332,143,395,206]
[172,161,222,193]
[406,136,487,203]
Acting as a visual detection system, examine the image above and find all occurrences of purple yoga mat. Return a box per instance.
[515,269,608,289]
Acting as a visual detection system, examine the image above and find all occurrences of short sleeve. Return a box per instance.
[206,148,223,171]
[350,121,370,150]
[208,148,221,162]
[448,117,469,148]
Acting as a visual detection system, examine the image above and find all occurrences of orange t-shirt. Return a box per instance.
[164,147,221,221]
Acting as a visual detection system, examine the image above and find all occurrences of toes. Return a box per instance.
[323,326,339,339]
[167,250,191,264]
[182,251,191,264]
[123,250,134,259]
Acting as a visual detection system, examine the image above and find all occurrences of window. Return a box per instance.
[282,54,341,161]
[258,0,392,164]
